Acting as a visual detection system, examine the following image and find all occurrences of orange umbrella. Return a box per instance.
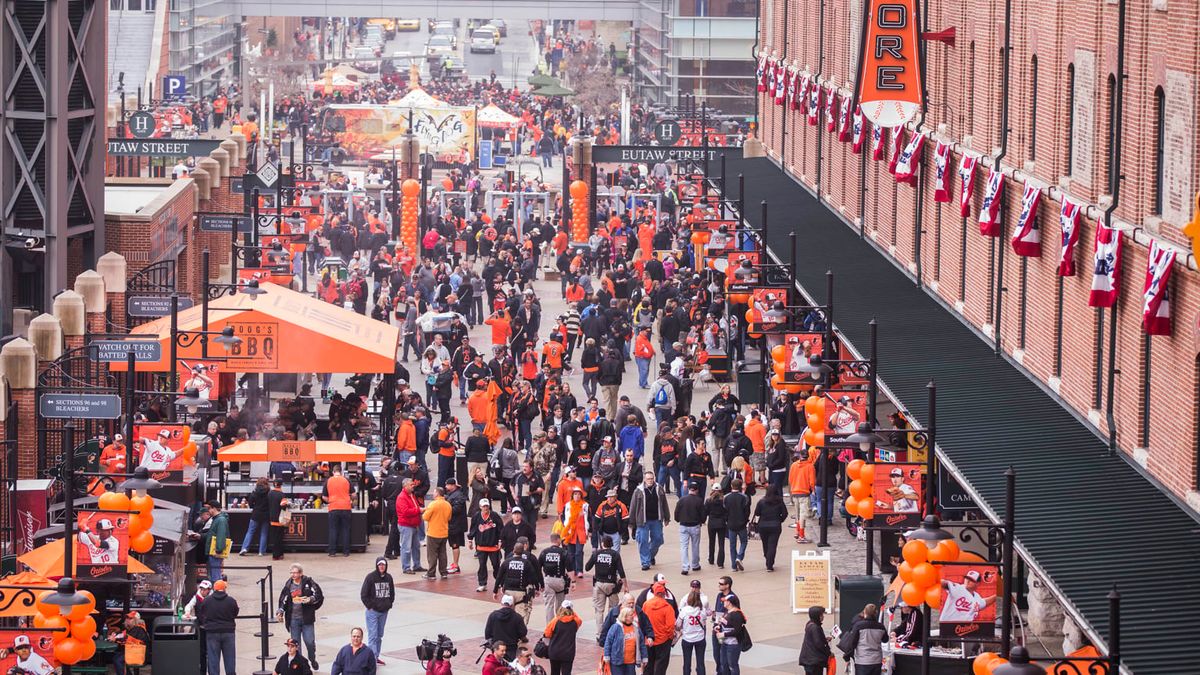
[0,571,55,617]
[17,539,154,577]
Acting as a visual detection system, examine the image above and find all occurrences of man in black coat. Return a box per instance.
[359,557,395,664]
[483,595,528,657]
[380,465,405,559]
[267,479,288,560]
[199,580,239,675]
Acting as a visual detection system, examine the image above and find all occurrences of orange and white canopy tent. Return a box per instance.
[122,282,399,374]
[217,440,367,463]
[17,540,154,578]
[477,104,520,129]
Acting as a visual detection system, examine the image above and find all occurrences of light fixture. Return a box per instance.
[117,466,162,493]
[212,326,242,352]
[176,387,210,414]
[239,278,266,298]
[41,578,89,609]
[905,515,956,548]
[844,422,889,453]
[796,355,832,381]
[992,647,1046,675]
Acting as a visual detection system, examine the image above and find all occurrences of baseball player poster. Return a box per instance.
[937,564,1000,638]
[0,632,58,675]
[76,511,130,579]
[870,463,923,528]
[781,333,823,382]
[132,423,193,480]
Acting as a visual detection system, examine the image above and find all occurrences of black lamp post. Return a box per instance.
[991,648,1045,675]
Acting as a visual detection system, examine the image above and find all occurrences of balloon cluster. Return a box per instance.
[568,180,590,243]
[897,537,960,609]
[972,653,1009,675]
[34,588,97,664]
[767,346,805,394]
[689,229,711,248]
[400,179,421,254]
[99,489,156,554]
[844,459,876,520]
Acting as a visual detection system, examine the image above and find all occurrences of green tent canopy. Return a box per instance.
[532,83,576,97]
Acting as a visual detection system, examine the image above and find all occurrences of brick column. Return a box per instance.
[97,252,128,331]
[0,339,39,479]
[52,291,86,352]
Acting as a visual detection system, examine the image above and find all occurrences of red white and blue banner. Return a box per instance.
[893,132,925,185]
[774,62,787,104]
[1010,181,1042,256]
[808,82,820,125]
[838,95,852,141]
[933,141,951,202]
[785,67,797,108]
[959,154,978,218]
[888,127,904,174]
[978,167,1004,236]
[1088,223,1122,308]
[1057,199,1082,276]
[792,71,806,110]
[871,123,884,160]
[852,111,865,153]
[757,53,770,91]
[825,88,837,132]
[1142,240,1176,335]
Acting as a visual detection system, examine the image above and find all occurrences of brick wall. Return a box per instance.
[756,0,1200,505]
[105,178,198,293]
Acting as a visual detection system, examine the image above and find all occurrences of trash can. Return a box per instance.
[736,365,763,406]
[152,616,202,675]
[834,575,885,634]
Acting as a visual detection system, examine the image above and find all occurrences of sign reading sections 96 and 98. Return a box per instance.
[226,321,279,370]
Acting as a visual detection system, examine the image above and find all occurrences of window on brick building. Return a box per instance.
[967,43,976,136]
[1065,65,1075,173]
[1104,74,1116,191]
[1029,56,1039,162]
[1152,86,1166,215]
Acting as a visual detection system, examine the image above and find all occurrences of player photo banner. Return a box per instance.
[1057,199,1083,277]
[0,631,58,675]
[779,333,825,383]
[132,423,195,481]
[725,251,761,293]
[749,287,793,331]
[825,390,868,434]
[938,564,999,639]
[76,511,129,579]
[870,463,923,527]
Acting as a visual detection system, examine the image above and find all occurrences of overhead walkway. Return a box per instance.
[726,156,1200,675]
[233,0,638,21]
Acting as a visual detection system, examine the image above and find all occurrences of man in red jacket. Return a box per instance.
[395,479,425,575]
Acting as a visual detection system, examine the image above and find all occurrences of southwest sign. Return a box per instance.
[106,139,223,157]
[592,145,734,164]
[855,0,924,128]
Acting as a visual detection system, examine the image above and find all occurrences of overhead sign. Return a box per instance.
[653,119,682,145]
[106,138,223,157]
[127,295,194,318]
[267,440,317,462]
[127,111,156,139]
[592,145,735,164]
[938,471,979,511]
[162,74,187,99]
[791,550,833,613]
[39,394,122,419]
[479,140,493,169]
[256,160,279,188]
[226,321,279,370]
[855,0,924,127]
[90,339,164,362]
[198,213,253,234]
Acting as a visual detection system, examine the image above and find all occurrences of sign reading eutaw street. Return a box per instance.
[89,339,164,362]
[39,393,123,419]
[591,145,736,164]
[106,139,223,157]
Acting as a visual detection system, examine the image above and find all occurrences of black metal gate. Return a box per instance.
[126,258,177,328]
[35,344,120,479]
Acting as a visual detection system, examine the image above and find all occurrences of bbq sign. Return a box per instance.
[855,0,924,128]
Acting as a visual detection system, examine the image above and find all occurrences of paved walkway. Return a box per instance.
[220,268,865,675]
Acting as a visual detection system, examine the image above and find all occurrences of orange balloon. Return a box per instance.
[97,491,130,512]
[901,540,929,566]
[70,616,97,641]
[569,180,589,200]
[130,530,155,554]
[729,293,750,304]
[897,561,914,583]
[848,480,867,499]
[843,496,859,516]
[744,309,756,324]
[846,459,865,480]
[54,637,84,665]
[129,495,154,517]
[973,653,999,675]
[783,383,806,395]
[769,374,784,390]
[772,362,786,377]
[43,615,69,642]
[857,500,874,519]
[932,539,961,563]
[858,463,875,484]
[809,431,824,448]
[806,413,823,432]
[401,178,421,197]
[67,591,96,621]
[925,585,944,609]
[900,582,924,608]
[33,613,49,629]
[78,639,96,661]
[912,562,939,589]
[804,396,821,416]
[129,513,153,537]
[36,591,61,617]
[802,428,817,447]
[813,397,828,419]
[770,345,788,362]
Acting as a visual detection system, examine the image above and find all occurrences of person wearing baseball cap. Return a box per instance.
[938,570,996,623]
[886,468,920,513]
[468,498,504,593]
[274,636,313,675]
[484,594,528,659]
[200,576,239,675]
[10,634,53,675]
[183,579,213,621]
[99,433,130,474]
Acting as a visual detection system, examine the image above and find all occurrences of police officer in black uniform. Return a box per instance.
[493,541,542,623]
[585,534,627,642]
[537,532,572,623]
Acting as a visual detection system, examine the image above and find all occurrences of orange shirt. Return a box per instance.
[634,334,655,359]
[542,341,565,368]
[324,475,352,511]
[643,596,676,646]
[745,419,767,453]
[437,427,455,457]
[485,315,512,345]
[565,284,585,304]
[467,390,492,424]
[555,477,583,514]
[789,457,815,496]
[395,420,416,452]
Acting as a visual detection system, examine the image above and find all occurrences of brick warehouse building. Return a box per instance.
[754,1,1200,507]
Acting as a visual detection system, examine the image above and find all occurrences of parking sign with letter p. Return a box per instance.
[163,74,186,99]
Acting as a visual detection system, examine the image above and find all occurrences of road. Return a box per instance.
[351,19,538,86]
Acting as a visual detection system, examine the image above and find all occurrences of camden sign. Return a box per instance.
[591,145,737,164]
[106,138,223,157]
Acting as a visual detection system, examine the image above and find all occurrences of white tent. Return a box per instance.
[477,103,520,128]
[392,88,445,108]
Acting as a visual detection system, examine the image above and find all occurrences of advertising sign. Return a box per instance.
[870,462,923,525]
[76,511,130,579]
[939,472,979,511]
[226,321,280,371]
[326,104,477,162]
[726,251,761,292]
[790,550,833,613]
[106,139,223,156]
[781,333,824,383]
[0,630,59,675]
[178,358,226,403]
[937,564,999,639]
[132,423,193,480]
[825,389,869,433]
[12,480,53,557]
[855,0,924,128]
[237,267,294,289]
[267,440,317,462]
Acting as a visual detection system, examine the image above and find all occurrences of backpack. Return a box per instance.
[653,384,669,407]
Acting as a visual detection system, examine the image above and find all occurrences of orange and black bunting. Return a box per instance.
[856,0,924,128]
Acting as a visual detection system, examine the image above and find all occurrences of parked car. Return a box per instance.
[424,34,455,61]
[470,28,497,53]
[352,45,379,72]
[396,18,421,32]
[431,21,457,47]
[367,18,396,39]
[488,19,507,37]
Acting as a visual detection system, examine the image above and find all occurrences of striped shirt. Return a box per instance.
[563,310,581,336]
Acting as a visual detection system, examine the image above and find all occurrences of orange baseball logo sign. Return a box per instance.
[856,0,924,128]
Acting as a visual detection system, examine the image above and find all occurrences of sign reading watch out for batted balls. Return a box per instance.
[855,0,924,128]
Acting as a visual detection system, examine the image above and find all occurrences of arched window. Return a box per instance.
[1029,56,1039,161]
[1152,86,1166,215]
[1065,64,1075,173]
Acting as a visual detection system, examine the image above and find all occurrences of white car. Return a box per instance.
[352,45,379,72]
[425,34,455,61]
[431,21,457,47]
[470,28,497,53]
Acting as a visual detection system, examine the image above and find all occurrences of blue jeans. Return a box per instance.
[682,639,707,675]
[567,542,585,574]
[657,463,682,497]
[812,485,834,523]
[678,524,701,571]
[727,528,748,566]
[399,525,420,571]
[207,557,224,582]
[241,519,268,554]
[635,357,651,387]
[206,632,236,675]
[365,608,388,662]
[610,665,637,675]
[635,520,664,566]
[518,418,532,453]
[721,643,741,675]
[328,509,351,554]
[396,450,413,465]
[288,618,317,663]
[654,408,673,428]
[459,375,469,400]
[712,634,726,675]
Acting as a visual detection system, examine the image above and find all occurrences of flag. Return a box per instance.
[1010,181,1042,256]
[774,62,787,104]
[893,132,925,185]
[792,71,806,110]
[888,127,905,174]
[871,124,884,160]
[852,111,865,153]
[978,168,1004,236]
[785,67,796,108]
[933,141,951,202]
[1142,240,1176,335]
[825,88,837,132]
[1088,223,1122,307]
[959,154,978,218]
[838,96,852,141]
[1058,199,1082,276]
[808,82,820,125]
[757,53,769,92]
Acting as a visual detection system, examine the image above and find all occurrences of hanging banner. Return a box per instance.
[76,511,129,579]
[933,141,951,202]
[825,390,869,434]
[0,631,59,675]
[959,154,979,218]
[797,74,810,112]
[807,83,820,126]
[893,132,925,184]
[774,62,787,105]
[937,565,999,639]
[178,359,230,403]
[978,168,1004,236]
[791,70,804,110]
[780,333,825,383]
[852,111,865,153]
[837,96,852,141]
[1088,223,1122,307]
[133,423,195,481]
[1142,241,1176,335]
[785,66,797,108]
[870,463,923,527]
[855,0,924,128]
[887,127,904,174]
[825,88,837,132]
[756,53,769,92]
[871,124,884,160]
[726,251,762,292]
[326,104,476,162]
[1010,181,1043,256]
[1057,199,1083,276]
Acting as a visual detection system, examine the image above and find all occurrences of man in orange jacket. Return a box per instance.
[633,328,655,389]
[554,466,584,516]
[467,382,493,433]
[642,582,677,675]
[395,412,417,463]
[743,411,767,485]
[788,449,816,544]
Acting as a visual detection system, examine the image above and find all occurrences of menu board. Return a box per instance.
[791,550,833,613]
